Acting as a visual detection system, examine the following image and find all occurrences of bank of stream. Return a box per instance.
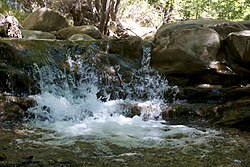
[0,34,250,166]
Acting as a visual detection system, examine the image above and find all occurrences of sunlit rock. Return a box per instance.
[0,15,22,38]
[152,27,220,74]
[154,19,247,40]
[22,8,69,32]
[58,25,102,39]
[68,33,95,41]
[151,19,249,86]
[208,61,234,74]
[205,20,248,39]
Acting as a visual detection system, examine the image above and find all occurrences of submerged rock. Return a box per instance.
[207,98,250,131]
[0,94,36,123]
[119,103,141,118]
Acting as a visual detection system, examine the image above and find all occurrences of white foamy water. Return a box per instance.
[28,86,166,147]
[27,54,222,148]
[28,84,222,148]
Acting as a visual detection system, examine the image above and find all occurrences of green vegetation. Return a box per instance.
[172,0,250,21]
[120,0,250,27]
[0,0,28,21]
[0,1,12,15]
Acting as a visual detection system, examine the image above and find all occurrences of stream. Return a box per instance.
[0,44,250,167]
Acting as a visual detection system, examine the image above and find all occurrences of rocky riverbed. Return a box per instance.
[0,8,250,166]
[0,123,250,166]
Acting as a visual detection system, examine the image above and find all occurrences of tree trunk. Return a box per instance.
[98,0,108,34]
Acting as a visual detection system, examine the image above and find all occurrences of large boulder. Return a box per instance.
[152,27,220,74]
[223,30,250,77]
[205,20,248,39]
[58,25,102,39]
[155,19,247,39]
[22,8,69,32]
[151,19,248,86]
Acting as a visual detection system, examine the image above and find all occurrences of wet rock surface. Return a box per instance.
[0,38,143,96]
[148,19,250,132]
[0,125,249,166]
[0,15,250,166]
[0,94,36,124]
[0,33,250,132]
[163,85,250,131]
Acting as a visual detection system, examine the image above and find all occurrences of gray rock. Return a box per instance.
[224,30,250,74]
[152,27,220,74]
[68,33,95,41]
[22,8,69,32]
[21,29,56,39]
[210,98,250,130]
[58,25,102,39]
[0,94,36,123]
[108,36,143,61]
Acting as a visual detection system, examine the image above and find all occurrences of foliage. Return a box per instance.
[0,0,28,20]
[119,0,250,27]
[0,1,10,14]
[118,0,164,27]
[173,0,250,21]
[1,0,250,32]
[2,0,121,34]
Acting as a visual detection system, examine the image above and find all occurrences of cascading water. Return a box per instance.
[26,44,221,149]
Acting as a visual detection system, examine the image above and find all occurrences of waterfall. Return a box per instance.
[26,44,220,148]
